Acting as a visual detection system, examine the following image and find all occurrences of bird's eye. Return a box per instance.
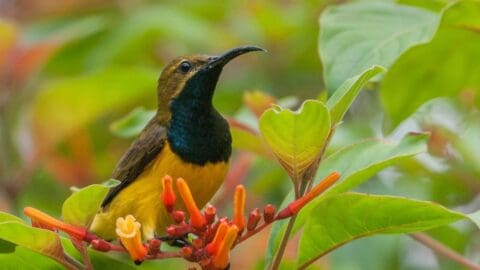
[179,61,192,73]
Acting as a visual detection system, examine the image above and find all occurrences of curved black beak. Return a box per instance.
[207,45,266,69]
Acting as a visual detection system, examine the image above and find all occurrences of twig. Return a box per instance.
[63,251,85,270]
[410,232,480,270]
[268,215,297,270]
[268,126,337,270]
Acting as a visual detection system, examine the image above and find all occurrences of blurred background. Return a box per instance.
[1,0,480,269]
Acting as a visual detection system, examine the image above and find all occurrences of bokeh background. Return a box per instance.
[1,0,480,269]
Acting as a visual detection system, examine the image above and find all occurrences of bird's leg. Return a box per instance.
[156,234,190,248]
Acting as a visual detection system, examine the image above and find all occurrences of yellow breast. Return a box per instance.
[90,142,229,240]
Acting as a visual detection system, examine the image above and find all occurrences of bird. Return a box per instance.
[89,46,264,240]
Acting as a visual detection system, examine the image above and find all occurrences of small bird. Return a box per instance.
[90,46,264,240]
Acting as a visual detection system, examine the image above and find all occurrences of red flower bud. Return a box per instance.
[172,210,185,224]
[182,246,193,259]
[247,208,261,231]
[91,239,111,252]
[263,204,276,223]
[192,238,203,249]
[148,239,161,255]
[204,204,216,225]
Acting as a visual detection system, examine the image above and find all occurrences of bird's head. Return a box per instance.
[156,46,265,118]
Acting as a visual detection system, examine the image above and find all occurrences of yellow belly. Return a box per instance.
[90,142,229,240]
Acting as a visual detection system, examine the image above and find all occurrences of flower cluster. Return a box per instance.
[23,172,340,270]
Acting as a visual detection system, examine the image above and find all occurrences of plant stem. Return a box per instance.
[410,233,480,270]
[268,215,297,270]
[62,252,85,270]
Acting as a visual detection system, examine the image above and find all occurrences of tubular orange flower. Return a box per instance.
[212,225,239,269]
[161,175,176,212]
[115,215,147,262]
[277,171,340,219]
[176,178,206,229]
[24,207,87,240]
[206,221,229,255]
[233,185,246,232]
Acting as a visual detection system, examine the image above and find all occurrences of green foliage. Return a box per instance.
[109,107,156,139]
[33,67,157,147]
[0,216,66,267]
[381,1,480,126]
[62,184,109,226]
[319,1,438,91]
[265,133,429,267]
[326,65,385,124]
[259,100,331,181]
[298,193,466,268]
[3,0,480,269]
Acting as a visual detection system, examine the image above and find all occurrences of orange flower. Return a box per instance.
[176,178,206,229]
[277,171,340,219]
[233,185,246,232]
[212,225,239,269]
[24,207,87,240]
[115,215,147,262]
[161,175,176,212]
[206,221,229,255]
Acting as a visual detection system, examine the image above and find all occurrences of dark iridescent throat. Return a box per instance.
[167,67,232,165]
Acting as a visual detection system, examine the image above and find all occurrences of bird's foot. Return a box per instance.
[156,235,189,248]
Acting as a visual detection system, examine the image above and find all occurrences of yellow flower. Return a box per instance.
[116,215,147,262]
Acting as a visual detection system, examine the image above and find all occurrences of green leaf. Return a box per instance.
[110,107,155,139]
[319,2,439,91]
[297,193,465,268]
[398,0,450,12]
[32,67,158,148]
[259,100,331,180]
[231,126,269,157]
[265,133,428,268]
[319,133,429,196]
[380,1,480,126]
[62,184,109,226]
[0,212,24,224]
[0,246,64,269]
[0,221,66,267]
[327,65,385,124]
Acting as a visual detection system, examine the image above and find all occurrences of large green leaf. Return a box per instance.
[297,193,465,268]
[319,2,438,91]
[0,219,66,267]
[0,246,64,269]
[381,1,480,126]
[265,133,428,268]
[327,65,385,124]
[62,184,109,226]
[259,100,331,180]
[32,67,158,148]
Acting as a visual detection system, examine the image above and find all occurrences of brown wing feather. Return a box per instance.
[101,120,167,207]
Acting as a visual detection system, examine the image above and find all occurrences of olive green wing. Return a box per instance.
[101,122,167,207]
